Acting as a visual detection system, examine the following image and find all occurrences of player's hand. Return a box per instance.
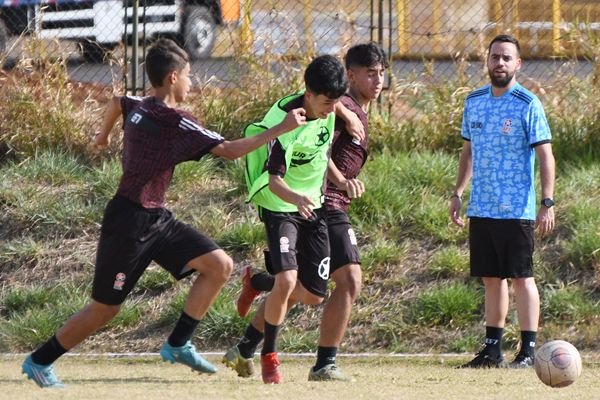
[536,206,555,237]
[293,193,316,219]
[280,108,307,132]
[345,111,365,141]
[93,131,110,151]
[449,196,465,228]
[341,178,365,198]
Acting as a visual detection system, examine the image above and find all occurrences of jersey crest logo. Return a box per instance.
[316,126,330,146]
[503,118,512,134]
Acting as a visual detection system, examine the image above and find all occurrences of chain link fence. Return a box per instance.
[1,0,599,111]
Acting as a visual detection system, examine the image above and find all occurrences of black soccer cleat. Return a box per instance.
[458,351,507,369]
[509,353,534,369]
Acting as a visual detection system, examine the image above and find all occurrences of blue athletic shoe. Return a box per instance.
[160,340,218,374]
[22,355,65,388]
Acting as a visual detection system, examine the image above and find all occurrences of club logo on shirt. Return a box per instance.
[113,273,126,290]
[318,257,331,280]
[503,119,512,134]
[316,126,330,146]
[279,236,290,253]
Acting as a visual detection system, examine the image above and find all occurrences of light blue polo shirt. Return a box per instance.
[461,83,551,221]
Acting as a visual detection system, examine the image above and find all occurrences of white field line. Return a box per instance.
[2,352,469,359]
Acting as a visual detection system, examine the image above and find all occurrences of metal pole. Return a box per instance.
[142,0,147,94]
[123,0,128,95]
[396,0,407,56]
[131,0,140,95]
[552,0,561,56]
[377,0,383,108]
[370,0,374,42]
[303,0,314,59]
[378,0,384,47]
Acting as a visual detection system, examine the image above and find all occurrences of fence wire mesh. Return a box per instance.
[1,0,600,114]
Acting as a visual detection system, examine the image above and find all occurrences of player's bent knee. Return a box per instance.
[333,264,362,299]
[189,250,233,282]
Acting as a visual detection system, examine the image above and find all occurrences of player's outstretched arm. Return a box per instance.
[449,141,472,228]
[94,96,122,151]
[335,102,364,141]
[327,159,364,198]
[211,108,307,160]
[268,175,315,219]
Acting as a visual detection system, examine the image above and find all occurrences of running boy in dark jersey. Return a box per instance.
[21,38,307,389]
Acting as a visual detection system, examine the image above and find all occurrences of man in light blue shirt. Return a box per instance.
[449,34,556,369]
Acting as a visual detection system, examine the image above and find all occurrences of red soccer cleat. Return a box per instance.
[260,352,283,384]
[236,265,261,318]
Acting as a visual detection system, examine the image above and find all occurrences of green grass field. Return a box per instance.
[2,355,599,400]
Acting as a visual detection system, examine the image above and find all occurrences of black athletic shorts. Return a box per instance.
[469,217,535,279]
[92,195,220,305]
[262,208,330,297]
[327,209,360,273]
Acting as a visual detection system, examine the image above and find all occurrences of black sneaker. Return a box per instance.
[509,353,534,369]
[458,351,507,369]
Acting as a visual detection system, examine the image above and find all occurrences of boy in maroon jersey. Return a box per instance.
[21,38,307,389]
[226,43,388,381]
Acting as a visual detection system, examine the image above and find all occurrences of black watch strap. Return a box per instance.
[541,198,554,208]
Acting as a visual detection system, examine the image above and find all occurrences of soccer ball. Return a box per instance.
[534,340,582,388]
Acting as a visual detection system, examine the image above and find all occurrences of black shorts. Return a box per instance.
[327,209,360,273]
[92,195,220,305]
[262,208,330,297]
[469,217,535,279]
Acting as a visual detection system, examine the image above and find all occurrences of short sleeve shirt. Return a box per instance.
[461,83,551,220]
[250,93,335,213]
[117,96,224,208]
[324,94,369,212]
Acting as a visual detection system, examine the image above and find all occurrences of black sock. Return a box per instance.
[519,330,536,356]
[31,335,68,366]
[314,346,337,370]
[168,311,200,347]
[251,272,275,292]
[483,326,503,358]
[237,323,264,358]
[261,322,280,355]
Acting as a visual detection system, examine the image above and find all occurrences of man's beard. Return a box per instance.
[489,69,515,88]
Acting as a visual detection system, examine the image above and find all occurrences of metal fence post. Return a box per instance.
[303,0,313,59]
[131,0,139,95]
[396,0,408,56]
[553,0,561,56]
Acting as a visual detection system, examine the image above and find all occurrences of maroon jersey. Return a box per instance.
[324,94,369,212]
[117,96,224,208]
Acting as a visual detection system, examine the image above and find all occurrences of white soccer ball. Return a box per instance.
[534,340,582,388]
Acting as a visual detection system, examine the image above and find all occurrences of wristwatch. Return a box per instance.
[541,198,555,208]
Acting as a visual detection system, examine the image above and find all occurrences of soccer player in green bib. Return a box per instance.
[240,55,347,384]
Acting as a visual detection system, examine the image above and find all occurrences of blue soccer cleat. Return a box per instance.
[22,355,65,388]
[160,340,218,374]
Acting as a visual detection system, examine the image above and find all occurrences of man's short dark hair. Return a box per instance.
[345,42,389,70]
[488,34,521,57]
[304,55,348,99]
[145,38,189,87]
